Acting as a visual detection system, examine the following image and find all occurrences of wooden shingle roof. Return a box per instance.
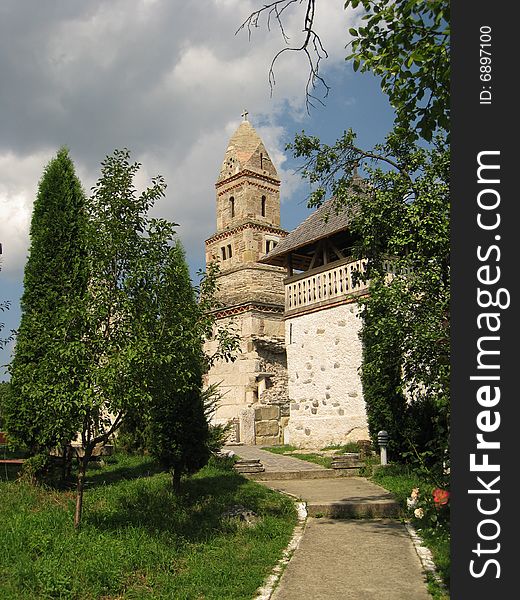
[259,197,354,267]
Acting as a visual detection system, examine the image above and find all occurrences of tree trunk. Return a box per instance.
[61,444,72,482]
[172,468,181,494]
[74,450,91,529]
[65,445,73,480]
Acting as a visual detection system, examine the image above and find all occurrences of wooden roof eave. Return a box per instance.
[260,247,312,272]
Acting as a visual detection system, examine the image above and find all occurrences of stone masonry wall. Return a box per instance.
[210,264,286,307]
[284,301,369,448]
[206,227,285,270]
[216,177,280,231]
[254,338,289,445]
[204,311,287,445]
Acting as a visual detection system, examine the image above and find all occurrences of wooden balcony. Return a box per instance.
[284,257,396,316]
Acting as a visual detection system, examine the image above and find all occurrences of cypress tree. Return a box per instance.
[145,241,211,491]
[6,148,88,456]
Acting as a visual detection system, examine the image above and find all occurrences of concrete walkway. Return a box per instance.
[231,444,329,475]
[231,444,399,517]
[258,477,399,518]
[230,445,432,600]
[270,518,431,600]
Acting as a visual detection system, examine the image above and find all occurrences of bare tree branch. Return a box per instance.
[237,0,330,113]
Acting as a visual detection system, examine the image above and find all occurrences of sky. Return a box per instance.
[0,0,395,376]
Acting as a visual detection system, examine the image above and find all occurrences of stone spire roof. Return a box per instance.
[217,117,279,182]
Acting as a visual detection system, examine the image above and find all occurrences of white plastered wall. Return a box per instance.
[284,301,369,448]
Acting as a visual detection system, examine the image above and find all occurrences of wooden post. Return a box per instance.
[285,253,293,277]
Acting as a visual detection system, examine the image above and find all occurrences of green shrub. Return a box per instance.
[19,453,49,484]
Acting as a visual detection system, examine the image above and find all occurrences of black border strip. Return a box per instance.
[451,2,517,596]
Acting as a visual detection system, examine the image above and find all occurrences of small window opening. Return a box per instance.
[260,153,264,170]
[261,195,266,217]
[227,244,232,258]
[221,247,226,260]
[230,196,235,218]
[266,239,278,253]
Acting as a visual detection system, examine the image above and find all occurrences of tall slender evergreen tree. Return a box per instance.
[5,148,88,455]
[144,241,211,491]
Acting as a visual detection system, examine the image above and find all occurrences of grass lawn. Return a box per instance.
[0,454,297,600]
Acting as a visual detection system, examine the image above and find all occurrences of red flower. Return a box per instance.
[432,488,450,507]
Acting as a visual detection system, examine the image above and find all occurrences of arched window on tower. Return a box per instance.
[261,195,266,217]
[260,152,264,170]
[230,196,235,218]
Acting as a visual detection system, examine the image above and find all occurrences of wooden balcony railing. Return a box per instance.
[284,257,397,313]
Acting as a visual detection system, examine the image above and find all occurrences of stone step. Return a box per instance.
[331,461,364,471]
[252,476,401,520]
[233,459,265,473]
[245,469,356,481]
[330,454,364,469]
[331,453,360,459]
[306,499,400,519]
[234,465,265,473]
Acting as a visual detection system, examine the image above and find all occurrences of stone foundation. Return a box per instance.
[254,404,282,446]
[205,309,289,445]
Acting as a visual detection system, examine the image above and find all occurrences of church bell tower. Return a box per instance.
[205,111,286,305]
[204,112,289,445]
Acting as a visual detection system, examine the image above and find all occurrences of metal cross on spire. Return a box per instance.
[241,109,249,122]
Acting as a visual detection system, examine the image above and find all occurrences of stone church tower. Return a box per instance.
[204,113,289,445]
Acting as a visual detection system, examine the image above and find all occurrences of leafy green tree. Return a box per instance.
[346,0,449,141]
[341,1,449,471]
[72,149,239,525]
[243,0,450,471]
[290,131,450,470]
[5,148,88,460]
[121,246,238,491]
[141,241,209,491]
[0,382,11,430]
[69,149,176,527]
